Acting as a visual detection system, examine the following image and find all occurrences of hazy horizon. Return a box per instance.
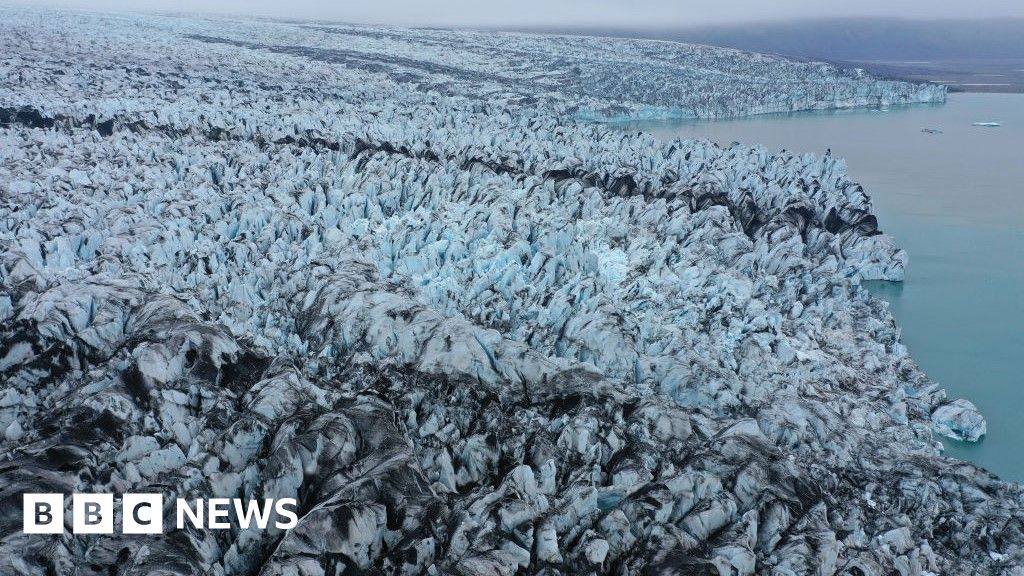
[6,0,1024,28]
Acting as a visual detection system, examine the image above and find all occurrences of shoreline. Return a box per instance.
[621,93,1024,480]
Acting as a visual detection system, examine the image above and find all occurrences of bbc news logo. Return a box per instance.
[23,494,298,534]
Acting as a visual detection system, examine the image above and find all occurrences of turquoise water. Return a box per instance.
[626,94,1024,481]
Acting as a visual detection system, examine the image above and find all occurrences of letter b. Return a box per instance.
[37,502,52,525]
[73,494,113,534]
[23,494,64,534]
[84,502,102,525]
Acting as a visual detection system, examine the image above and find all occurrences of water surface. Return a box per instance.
[625,94,1024,481]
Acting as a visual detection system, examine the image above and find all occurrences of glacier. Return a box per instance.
[0,7,1020,576]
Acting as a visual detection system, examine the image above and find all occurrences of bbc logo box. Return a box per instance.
[23,493,164,534]
[22,493,298,534]
[23,494,64,534]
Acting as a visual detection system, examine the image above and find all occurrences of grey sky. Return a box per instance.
[13,0,1024,27]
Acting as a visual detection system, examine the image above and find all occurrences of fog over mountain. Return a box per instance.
[509,18,1024,92]
[547,18,1024,61]
[8,0,1024,26]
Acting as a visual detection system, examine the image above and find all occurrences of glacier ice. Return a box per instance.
[0,6,1016,576]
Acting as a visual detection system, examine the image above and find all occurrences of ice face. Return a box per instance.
[0,7,1013,576]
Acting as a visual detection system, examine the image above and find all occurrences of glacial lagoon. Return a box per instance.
[627,93,1024,481]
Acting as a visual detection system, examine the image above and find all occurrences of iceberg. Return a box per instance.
[932,398,987,442]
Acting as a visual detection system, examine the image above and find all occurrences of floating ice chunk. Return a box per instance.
[932,398,987,442]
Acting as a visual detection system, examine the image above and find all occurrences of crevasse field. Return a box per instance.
[1,8,1020,576]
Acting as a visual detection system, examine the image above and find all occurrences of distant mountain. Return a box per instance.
[503,19,1024,92]
[508,18,1024,61]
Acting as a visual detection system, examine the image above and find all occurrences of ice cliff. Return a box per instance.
[1,7,1017,576]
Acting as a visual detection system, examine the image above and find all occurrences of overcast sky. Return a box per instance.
[13,0,1024,27]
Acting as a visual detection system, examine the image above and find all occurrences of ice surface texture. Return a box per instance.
[1,7,1017,576]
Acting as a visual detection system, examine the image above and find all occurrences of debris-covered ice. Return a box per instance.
[1,7,1019,576]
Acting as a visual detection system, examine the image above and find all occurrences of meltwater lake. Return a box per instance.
[626,93,1024,481]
